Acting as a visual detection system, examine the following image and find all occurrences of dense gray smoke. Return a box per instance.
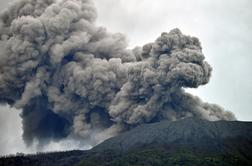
[0,0,235,146]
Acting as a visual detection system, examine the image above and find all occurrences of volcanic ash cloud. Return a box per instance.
[0,0,235,146]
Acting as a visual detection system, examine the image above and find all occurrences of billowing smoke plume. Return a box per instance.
[0,0,235,146]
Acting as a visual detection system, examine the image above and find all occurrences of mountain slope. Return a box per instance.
[77,118,252,166]
[1,118,252,166]
[92,117,252,153]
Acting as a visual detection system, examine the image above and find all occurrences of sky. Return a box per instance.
[0,0,251,155]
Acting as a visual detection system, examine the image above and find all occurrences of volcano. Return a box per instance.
[1,118,252,166]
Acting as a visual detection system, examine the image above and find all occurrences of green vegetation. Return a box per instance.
[76,147,249,166]
[1,146,250,166]
[0,150,86,166]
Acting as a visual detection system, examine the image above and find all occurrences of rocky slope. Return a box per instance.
[1,118,252,166]
[93,117,252,153]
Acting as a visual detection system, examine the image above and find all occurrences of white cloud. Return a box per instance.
[0,105,27,155]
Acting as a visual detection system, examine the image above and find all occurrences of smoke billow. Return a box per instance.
[0,0,235,146]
